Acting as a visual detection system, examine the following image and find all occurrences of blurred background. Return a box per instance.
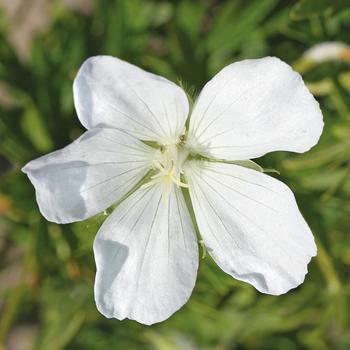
[1,0,350,349]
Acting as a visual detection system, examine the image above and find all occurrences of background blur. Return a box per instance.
[1,0,350,349]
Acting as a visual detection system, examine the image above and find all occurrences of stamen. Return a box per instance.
[140,179,159,189]
[152,160,165,171]
[141,146,189,191]
[170,175,189,188]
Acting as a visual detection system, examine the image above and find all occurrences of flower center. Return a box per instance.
[141,143,189,193]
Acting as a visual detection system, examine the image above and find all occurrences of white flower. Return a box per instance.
[22,56,323,325]
[303,42,350,63]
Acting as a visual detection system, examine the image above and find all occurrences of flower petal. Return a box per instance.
[184,161,316,295]
[22,128,156,224]
[74,55,189,144]
[187,57,323,160]
[94,183,198,325]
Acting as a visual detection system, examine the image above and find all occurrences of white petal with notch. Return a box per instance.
[187,57,323,160]
[94,183,198,325]
[22,128,156,223]
[74,55,189,144]
[185,160,316,295]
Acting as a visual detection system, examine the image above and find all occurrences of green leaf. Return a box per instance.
[21,104,53,152]
[291,0,349,20]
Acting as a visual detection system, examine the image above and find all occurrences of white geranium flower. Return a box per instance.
[23,56,323,325]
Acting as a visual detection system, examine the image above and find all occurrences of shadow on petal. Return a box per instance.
[235,271,269,293]
[94,239,129,316]
[25,160,89,222]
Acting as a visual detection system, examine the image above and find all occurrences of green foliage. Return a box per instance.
[1,0,350,349]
